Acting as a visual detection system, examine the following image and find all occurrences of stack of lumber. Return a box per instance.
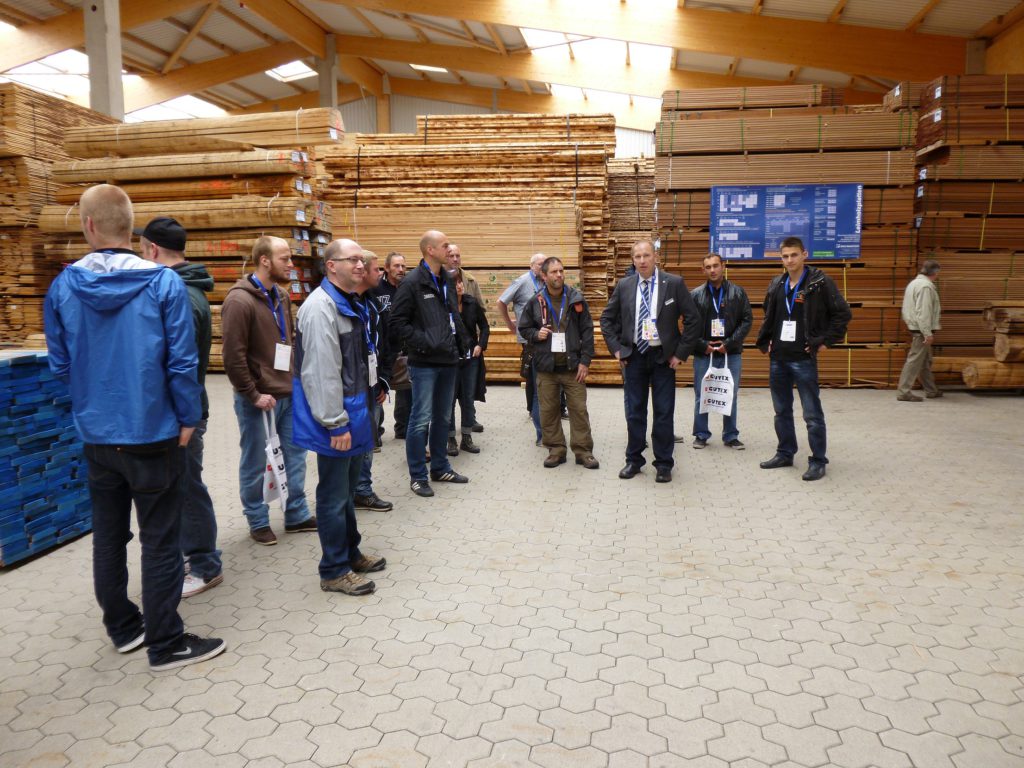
[318,113,614,306]
[653,85,918,386]
[62,108,343,158]
[914,75,1024,358]
[41,110,343,370]
[0,351,91,567]
[935,302,1024,389]
[0,85,115,341]
[606,157,657,297]
[883,82,926,112]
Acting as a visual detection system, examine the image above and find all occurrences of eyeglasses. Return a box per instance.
[326,257,364,264]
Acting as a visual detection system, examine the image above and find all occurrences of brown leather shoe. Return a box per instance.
[543,453,567,468]
[575,455,600,470]
[925,390,943,398]
[896,394,923,402]
[250,527,278,546]
[285,516,318,533]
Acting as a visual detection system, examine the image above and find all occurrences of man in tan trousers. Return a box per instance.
[897,259,942,402]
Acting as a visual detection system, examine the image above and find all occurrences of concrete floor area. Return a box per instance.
[2,374,1023,768]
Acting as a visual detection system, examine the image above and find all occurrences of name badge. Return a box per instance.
[274,343,292,371]
[449,316,457,335]
[641,319,659,341]
[551,332,567,353]
[367,352,378,388]
[711,318,726,338]
[781,320,797,342]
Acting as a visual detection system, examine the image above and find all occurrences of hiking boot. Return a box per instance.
[471,422,484,433]
[351,553,387,573]
[182,572,223,599]
[354,493,393,511]
[543,453,567,468]
[460,434,480,454]
[149,633,226,672]
[320,572,375,595]
[446,435,459,456]
[575,455,600,470]
[250,527,278,546]
[285,516,318,533]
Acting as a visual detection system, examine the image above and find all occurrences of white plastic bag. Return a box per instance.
[262,410,289,508]
[699,352,735,417]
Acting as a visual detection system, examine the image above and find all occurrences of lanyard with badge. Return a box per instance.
[424,262,457,337]
[250,274,291,371]
[709,283,726,339]
[640,270,660,342]
[781,270,806,342]
[542,289,568,353]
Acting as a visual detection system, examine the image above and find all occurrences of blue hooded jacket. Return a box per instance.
[44,249,202,445]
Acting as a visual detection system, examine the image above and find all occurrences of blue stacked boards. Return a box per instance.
[0,350,91,567]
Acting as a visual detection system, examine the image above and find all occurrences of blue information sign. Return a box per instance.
[710,184,863,260]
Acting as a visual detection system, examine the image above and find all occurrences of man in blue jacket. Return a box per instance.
[292,238,386,596]
[44,184,225,672]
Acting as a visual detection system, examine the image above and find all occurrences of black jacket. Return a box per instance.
[390,260,471,366]
[600,269,700,363]
[363,292,394,393]
[170,261,213,419]
[519,285,595,373]
[458,293,489,355]
[756,266,852,352]
[691,279,753,356]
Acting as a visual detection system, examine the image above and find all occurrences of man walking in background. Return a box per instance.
[44,184,225,671]
[221,236,316,544]
[897,259,943,402]
[137,216,222,598]
[498,253,545,444]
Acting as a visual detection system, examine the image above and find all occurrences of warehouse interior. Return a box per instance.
[2,2,1024,767]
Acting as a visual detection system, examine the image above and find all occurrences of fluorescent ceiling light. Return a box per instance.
[266,60,316,83]
[409,63,448,73]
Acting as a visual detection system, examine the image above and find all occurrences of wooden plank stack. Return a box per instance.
[654,85,919,386]
[915,75,1024,359]
[883,82,926,112]
[0,351,91,567]
[39,109,343,370]
[0,84,116,341]
[607,157,656,298]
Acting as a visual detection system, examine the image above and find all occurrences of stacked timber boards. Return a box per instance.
[655,85,918,387]
[0,84,117,341]
[915,76,1024,385]
[39,108,342,371]
[318,113,615,383]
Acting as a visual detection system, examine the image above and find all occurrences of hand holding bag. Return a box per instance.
[262,410,289,508]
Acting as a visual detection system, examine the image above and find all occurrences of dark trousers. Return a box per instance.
[84,438,186,662]
[449,358,480,436]
[181,420,221,581]
[314,454,363,580]
[769,357,828,465]
[394,388,411,438]
[623,349,677,470]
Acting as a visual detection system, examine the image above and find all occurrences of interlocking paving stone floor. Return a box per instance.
[2,375,1023,768]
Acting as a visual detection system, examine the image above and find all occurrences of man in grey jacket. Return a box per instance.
[897,260,943,402]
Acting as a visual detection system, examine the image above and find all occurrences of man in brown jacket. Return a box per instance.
[221,235,315,545]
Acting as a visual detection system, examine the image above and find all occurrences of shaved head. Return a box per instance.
[80,184,133,247]
[419,229,446,256]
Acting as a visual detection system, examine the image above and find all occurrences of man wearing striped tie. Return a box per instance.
[601,240,701,483]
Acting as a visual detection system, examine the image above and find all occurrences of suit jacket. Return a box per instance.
[600,269,701,364]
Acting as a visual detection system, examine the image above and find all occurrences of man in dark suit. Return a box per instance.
[600,239,701,483]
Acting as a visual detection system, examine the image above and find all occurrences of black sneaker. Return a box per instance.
[355,493,394,511]
[430,469,469,483]
[410,480,434,497]
[116,627,146,654]
[724,439,745,450]
[471,422,484,433]
[149,633,226,672]
[693,438,708,449]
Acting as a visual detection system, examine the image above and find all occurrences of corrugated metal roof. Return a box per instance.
[916,0,1022,36]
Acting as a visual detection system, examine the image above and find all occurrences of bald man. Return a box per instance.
[389,229,472,497]
[222,235,315,545]
[44,184,225,671]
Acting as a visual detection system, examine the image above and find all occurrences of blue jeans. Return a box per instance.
[233,393,311,531]
[623,349,677,470]
[449,359,479,436]
[181,419,221,580]
[407,364,457,481]
[84,438,185,662]
[356,401,384,497]
[692,354,743,443]
[314,454,363,580]
[769,357,828,465]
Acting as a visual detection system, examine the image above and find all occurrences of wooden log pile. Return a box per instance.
[914,75,1024,365]
[317,113,614,306]
[653,85,918,387]
[38,109,342,369]
[934,301,1024,388]
[0,85,115,342]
